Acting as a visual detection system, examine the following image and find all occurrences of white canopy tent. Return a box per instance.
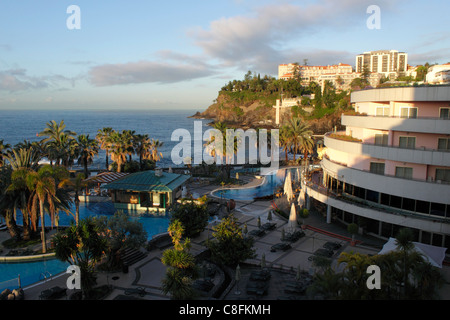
[378,237,447,268]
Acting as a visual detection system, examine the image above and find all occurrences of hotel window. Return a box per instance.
[395,166,413,179]
[370,162,385,175]
[440,108,449,119]
[437,138,450,151]
[435,168,450,183]
[376,106,389,116]
[374,134,388,146]
[399,136,415,149]
[400,107,418,118]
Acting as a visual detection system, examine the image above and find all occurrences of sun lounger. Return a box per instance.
[124,287,147,297]
[39,286,67,300]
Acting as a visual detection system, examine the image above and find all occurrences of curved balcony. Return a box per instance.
[321,157,450,204]
[303,179,450,235]
[341,115,450,135]
[324,132,450,167]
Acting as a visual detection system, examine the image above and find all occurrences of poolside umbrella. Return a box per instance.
[234,264,241,295]
[295,168,301,184]
[284,170,294,202]
[288,203,297,230]
[296,265,302,281]
[298,189,305,208]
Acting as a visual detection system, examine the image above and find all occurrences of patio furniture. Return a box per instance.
[270,242,292,252]
[260,222,277,231]
[124,287,147,297]
[250,269,271,281]
[39,286,67,300]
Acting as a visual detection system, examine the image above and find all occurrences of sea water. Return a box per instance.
[0,108,211,169]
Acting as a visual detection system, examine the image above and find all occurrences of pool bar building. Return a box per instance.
[103,168,190,213]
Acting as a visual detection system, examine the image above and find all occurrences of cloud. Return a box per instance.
[0,68,48,92]
[0,44,12,52]
[0,68,80,92]
[189,0,398,74]
[88,60,215,86]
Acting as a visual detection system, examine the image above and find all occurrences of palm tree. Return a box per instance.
[288,118,314,162]
[0,139,11,167]
[279,125,291,162]
[395,228,415,297]
[0,167,21,239]
[38,120,77,166]
[67,173,86,226]
[7,168,33,240]
[108,131,129,173]
[161,220,198,299]
[134,134,152,169]
[96,127,114,171]
[26,166,58,253]
[150,138,164,163]
[122,130,136,162]
[76,134,99,178]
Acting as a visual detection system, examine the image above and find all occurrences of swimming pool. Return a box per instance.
[212,167,301,201]
[14,201,170,240]
[1,202,170,292]
[0,258,70,293]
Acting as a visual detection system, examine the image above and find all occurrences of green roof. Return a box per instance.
[103,170,190,192]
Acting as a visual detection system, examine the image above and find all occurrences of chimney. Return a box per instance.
[155,167,163,177]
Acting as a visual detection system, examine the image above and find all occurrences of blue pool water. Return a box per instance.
[1,202,170,292]
[212,167,301,201]
[0,259,71,293]
[15,201,170,240]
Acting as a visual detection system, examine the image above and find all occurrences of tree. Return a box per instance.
[133,134,152,170]
[96,127,114,171]
[395,228,415,297]
[38,120,77,166]
[53,217,107,299]
[287,118,314,162]
[0,167,21,239]
[169,201,209,238]
[108,131,129,173]
[95,211,147,270]
[26,166,58,253]
[0,139,11,167]
[161,220,198,300]
[206,214,256,267]
[68,173,86,226]
[76,134,99,178]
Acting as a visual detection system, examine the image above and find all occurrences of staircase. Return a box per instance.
[120,247,147,267]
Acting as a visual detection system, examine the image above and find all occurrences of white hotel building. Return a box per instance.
[303,86,450,249]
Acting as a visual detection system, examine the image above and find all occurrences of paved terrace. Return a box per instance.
[3,173,450,300]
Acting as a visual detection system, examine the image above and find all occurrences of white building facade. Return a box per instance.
[303,86,450,249]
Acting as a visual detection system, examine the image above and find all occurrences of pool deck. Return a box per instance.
[2,173,450,300]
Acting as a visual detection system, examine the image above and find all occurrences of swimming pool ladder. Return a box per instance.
[39,271,52,282]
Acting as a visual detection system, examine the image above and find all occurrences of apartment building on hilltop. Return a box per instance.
[356,50,408,79]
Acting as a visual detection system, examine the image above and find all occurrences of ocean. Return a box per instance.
[0,108,211,169]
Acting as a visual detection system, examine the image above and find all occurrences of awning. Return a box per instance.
[84,172,130,185]
[379,237,447,268]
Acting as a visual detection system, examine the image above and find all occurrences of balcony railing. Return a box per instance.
[324,132,450,167]
[304,171,450,224]
[341,114,450,135]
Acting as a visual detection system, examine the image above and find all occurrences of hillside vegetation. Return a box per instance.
[193,71,352,134]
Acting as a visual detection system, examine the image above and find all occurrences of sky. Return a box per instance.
[0,0,449,111]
